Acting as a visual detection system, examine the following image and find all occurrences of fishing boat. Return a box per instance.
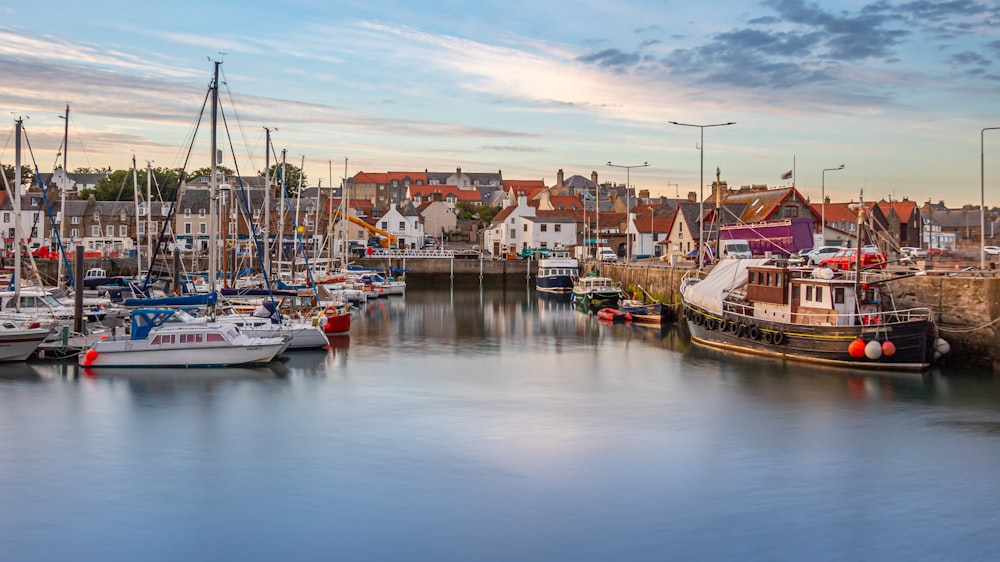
[571,274,627,312]
[79,308,288,368]
[536,252,579,293]
[681,193,950,372]
[0,320,51,361]
[680,258,948,371]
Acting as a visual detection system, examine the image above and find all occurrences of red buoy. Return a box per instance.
[848,338,866,358]
[881,341,896,357]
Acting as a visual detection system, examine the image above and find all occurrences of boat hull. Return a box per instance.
[683,305,935,371]
[0,329,50,362]
[79,341,286,368]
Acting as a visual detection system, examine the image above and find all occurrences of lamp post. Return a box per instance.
[982,127,1000,270]
[821,165,845,247]
[606,161,648,263]
[669,121,735,269]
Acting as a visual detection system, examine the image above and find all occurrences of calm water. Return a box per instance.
[2,287,1000,561]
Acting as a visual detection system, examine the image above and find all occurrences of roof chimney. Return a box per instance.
[557,169,564,188]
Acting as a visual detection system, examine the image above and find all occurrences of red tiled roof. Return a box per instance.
[546,196,584,210]
[387,171,427,183]
[503,179,544,189]
[354,171,388,184]
[413,184,482,202]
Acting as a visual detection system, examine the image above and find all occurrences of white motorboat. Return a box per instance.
[80,308,288,368]
[0,319,51,362]
[216,302,330,350]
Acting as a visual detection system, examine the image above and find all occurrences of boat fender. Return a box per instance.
[695,313,704,326]
[773,331,785,345]
[727,320,737,333]
[737,324,747,338]
[762,331,773,344]
[748,325,760,340]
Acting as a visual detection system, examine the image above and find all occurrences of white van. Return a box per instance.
[598,247,618,262]
[719,239,752,259]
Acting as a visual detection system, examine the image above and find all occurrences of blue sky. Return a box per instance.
[2,0,999,206]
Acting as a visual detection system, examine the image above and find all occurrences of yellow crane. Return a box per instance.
[331,209,397,248]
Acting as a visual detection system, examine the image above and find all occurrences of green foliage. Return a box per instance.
[259,162,307,194]
[1,164,33,189]
[188,166,235,180]
[475,205,499,223]
[88,167,182,201]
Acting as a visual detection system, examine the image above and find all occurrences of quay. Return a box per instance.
[28,252,1000,373]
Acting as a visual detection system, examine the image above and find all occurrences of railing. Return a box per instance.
[367,249,480,259]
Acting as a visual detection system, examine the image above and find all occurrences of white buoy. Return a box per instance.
[865,339,883,359]
[934,338,950,355]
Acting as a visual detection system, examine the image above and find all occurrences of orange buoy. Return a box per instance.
[881,341,896,357]
[848,338,866,358]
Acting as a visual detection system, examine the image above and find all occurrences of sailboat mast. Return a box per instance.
[13,118,23,309]
[132,155,141,277]
[208,60,220,295]
[146,162,152,276]
[263,127,272,284]
[58,104,69,289]
[277,150,286,280]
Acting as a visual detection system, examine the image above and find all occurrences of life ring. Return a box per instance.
[773,331,785,345]
[748,325,760,340]
[762,331,773,344]
[324,306,337,318]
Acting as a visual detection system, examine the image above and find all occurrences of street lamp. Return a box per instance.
[669,121,735,268]
[821,165,845,246]
[607,161,648,263]
[982,127,1000,270]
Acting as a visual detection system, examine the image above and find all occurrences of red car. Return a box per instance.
[819,248,887,270]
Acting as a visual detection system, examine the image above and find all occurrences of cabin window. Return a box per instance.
[776,272,783,286]
[834,287,845,304]
[815,287,824,303]
[805,286,814,301]
[792,284,800,301]
[207,333,225,343]
[766,272,774,286]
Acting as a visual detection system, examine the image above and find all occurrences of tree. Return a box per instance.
[187,166,235,180]
[84,167,182,201]
[1,164,34,190]
[259,162,307,195]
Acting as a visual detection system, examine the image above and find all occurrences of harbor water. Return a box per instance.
[2,287,1000,561]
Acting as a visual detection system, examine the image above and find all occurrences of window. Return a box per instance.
[510,229,516,238]
[806,286,813,301]
[541,224,548,232]
[381,222,387,230]
[199,223,207,235]
[198,209,206,218]
[555,224,561,232]
[92,225,101,237]
[834,287,845,304]
[792,284,800,301]
[70,228,78,238]
[119,225,128,237]
[138,223,145,235]
[784,206,798,218]
[399,221,405,231]
[106,225,114,237]
[184,208,191,218]
[523,224,528,232]
[228,222,236,235]
[815,287,824,303]
[1,212,8,223]
[71,216,80,224]
[207,333,225,342]
[184,222,192,235]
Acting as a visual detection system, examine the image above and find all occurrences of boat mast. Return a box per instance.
[58,103,69,289]
[13,118,23,310]
[208,60,220,295]
[263,127,272,284]
[131,155,141,277]
[146,161,153,277]
[277,150,286,280]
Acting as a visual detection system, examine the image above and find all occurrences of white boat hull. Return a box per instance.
[80,339,286,368]
[0,328,50,362]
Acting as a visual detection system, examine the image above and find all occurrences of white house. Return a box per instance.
[484,195,577,256]
[377,203,425,249]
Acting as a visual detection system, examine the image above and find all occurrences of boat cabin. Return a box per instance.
[743,264,882,327]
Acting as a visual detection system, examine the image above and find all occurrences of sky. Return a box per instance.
[1,0,999,207]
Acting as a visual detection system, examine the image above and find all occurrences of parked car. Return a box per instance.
[927,247,945,256]
[819,248,887,270]
[806,246,844,266]
[985,246,1000,256]
[788,248,814,266]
